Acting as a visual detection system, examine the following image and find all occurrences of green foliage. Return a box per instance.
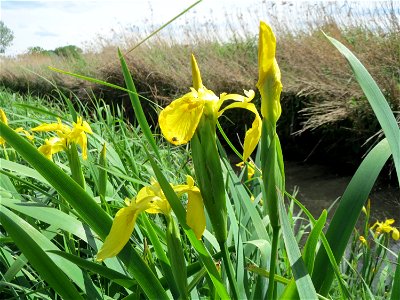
[0,21,14,53]
[0,20,399,300]
[53,45,83,59]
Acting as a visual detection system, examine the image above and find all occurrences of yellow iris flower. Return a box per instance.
[97,175,205,261]
[257,21,283,125]
[236,161,256,180]
[0,109,34,145]
[359,235,367,245]
[371,218,399,241]
[159,54,261,162]
[32,116,92,160]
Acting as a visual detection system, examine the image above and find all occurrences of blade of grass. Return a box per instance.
[285,191,351,299]
[278,194,318,299]
[141,214,179,297]
[1,197,94,247]
[0,207,83,299]
[118,49,160,160]
[124,0,202,54]
[391,254,400,300]
[48,251,136,290]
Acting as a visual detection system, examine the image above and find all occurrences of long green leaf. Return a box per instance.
[278,195,318,299]
[0,207,83,299]
[303,210,327,274]
[0,122,168,299]
[48,251,136,290]
[0,159,47,184]
[118,49,161,160]
[325,34,400,185]
[1,198,93,246]
[312,137,393,295]
[391,254,400,300]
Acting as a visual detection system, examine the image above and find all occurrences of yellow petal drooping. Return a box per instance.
[392,228,399,240]
[96,206,139,261]
[0,109,8,125]
[186,189,206,239]
[218,101,262,161]
[256,21,283,124]
[159,93,205,145]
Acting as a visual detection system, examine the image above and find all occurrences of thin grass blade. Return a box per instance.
[0,207,83,299]
[48,251,136,290]
[118,49,161,159]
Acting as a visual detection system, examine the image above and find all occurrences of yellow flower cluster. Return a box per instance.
[32,117,93,160]
[371,219,399,241]
[97,176,205,261]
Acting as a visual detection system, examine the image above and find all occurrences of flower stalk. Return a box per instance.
[257,21,285,300]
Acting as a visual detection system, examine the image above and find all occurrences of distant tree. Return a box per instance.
[0,21,14,53]
[26,46,55,56]
[27,46,46,54]
[54,45,83,59]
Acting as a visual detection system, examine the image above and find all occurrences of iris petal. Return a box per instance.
[392,228,399,240]
[257,21,276,89]
[96,206,138,261]
[32,118,70,133]
[218,102,262,161]
[186,189,206,239]
[191,54,203,90]
[38,137,65,160]
[159,93,205,145]
[0,109,8,125]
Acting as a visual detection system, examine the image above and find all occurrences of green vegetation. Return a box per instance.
[0,2,399,299]
[0,21,14,53]
[0,16,399,298]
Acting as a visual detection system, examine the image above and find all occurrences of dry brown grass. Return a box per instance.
[1,1,399,138]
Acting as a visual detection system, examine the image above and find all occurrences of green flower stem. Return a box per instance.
[267,227,280,300]
[260,119,285,300]
[220,241,239,300]
[191,115,227,244]
[67,143,85,189]
[166,216,188,300]
[64,143,86,256]
[98,143,111,215]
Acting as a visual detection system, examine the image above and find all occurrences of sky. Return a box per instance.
[0,0,262,55]
[1,1,397,55]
